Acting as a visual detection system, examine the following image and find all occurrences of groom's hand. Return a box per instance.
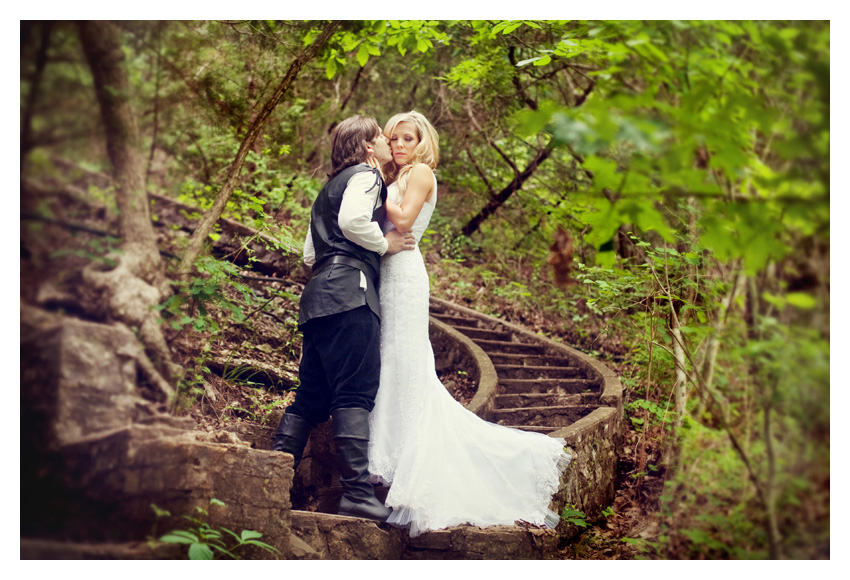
[385,230,416,254]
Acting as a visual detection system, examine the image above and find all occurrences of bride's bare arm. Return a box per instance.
[385,164,434,233]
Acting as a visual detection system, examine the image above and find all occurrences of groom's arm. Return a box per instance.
[338,170,391,254]
[302,172,379,267]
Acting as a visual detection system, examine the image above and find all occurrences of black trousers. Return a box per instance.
[287,305,381,426]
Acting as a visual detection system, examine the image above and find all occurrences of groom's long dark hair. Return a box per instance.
[328,115,381,179]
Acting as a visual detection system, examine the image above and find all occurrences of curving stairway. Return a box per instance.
[429,297,605,434]
[284,297,623,560]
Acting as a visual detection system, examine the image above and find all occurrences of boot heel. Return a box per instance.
[332,407,392,523]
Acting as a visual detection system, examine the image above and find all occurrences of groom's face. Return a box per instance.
[368,133,392,165]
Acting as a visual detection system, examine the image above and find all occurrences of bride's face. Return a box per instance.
[390,121,420,166]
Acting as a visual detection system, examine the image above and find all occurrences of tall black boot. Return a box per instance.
[272,412,312,470]
[332,407,392,522]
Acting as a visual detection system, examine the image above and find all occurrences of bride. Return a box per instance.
[367,111,572,537]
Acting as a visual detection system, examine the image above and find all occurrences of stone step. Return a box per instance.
[488,352,575,367]
[290,510,405,559]
[20,538,184,559]
[495,364,586,380]
[450,325,513,342]
[472,339,544,355]
[402,524,559,560]
[499,378,599,395]
[496,424,562,434]
[430,312,478,327]
[495,392,601,408]
[492,405,600,428]
[290,510,560,559]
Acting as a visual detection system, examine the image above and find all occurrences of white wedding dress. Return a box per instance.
[368,176,572,537]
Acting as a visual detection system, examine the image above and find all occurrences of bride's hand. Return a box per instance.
[366,157,384,179]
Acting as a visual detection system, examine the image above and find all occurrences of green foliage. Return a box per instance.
[561,507,590,528]
[225,389,289,425]
[152,499,280,560]
[317,20,449,79]
[625,398,673,432]
[157,256,253,334]
[505,20,828,274]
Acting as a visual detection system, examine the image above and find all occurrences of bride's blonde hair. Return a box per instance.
[382,111,439,198]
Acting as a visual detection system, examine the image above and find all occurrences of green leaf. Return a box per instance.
[209,498,226,507]
[595,250,616,269]
[160,531,198,545]
[516,56,544,67]
[356,44,370,67]
[150,503,171,518]
[188,543,214,560]
[325,58,337,80]
[785,292,817,310]
[533,54,552,67]
[582,156,620,190]
[503,22,523,35]
[241,530,264,541]
[762,292,785,309]
[219,527,241,542]
[778,27,800,40]
[201,529,223,540]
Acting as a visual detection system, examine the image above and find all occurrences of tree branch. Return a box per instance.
[464,145,495,195]
[508,46,538,110]
[178,21,341,275]
[461,141,556,238]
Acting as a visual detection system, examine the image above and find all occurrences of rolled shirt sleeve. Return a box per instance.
[303,223,316,267]
[338,170,389,255]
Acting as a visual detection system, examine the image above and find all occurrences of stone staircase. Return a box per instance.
[272,297,623,559]
[20,296,622,560]
[429,298,605,434]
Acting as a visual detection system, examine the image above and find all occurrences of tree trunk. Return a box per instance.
[77,20,164,288]
[178,20,341,275]
[764,395,782,559]
[461,142,555,238]
[77,20,176,393]
[695,268,744,420]
[21,21,52,174]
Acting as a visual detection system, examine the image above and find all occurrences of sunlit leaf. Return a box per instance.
[785,292,818,310]
[188,543,214,560]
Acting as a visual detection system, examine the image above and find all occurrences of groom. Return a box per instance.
[272,115,414,522]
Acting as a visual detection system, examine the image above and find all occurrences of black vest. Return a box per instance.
[298,164,387,327]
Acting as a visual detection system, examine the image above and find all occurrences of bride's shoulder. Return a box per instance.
[410,163,435,181]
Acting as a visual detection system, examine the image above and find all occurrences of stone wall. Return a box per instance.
[551,408,621,531]
[21,304,294,559]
